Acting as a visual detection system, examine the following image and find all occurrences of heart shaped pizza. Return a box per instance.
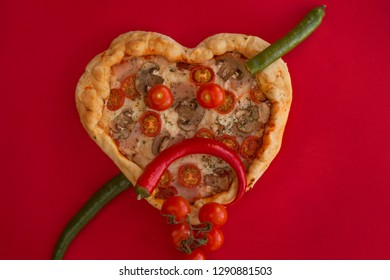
[75,31,292,222]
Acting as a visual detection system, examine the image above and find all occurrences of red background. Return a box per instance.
[1,0,390,260]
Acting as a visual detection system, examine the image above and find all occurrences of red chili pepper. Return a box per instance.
[134,138,247,205]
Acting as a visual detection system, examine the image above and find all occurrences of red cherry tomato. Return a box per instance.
[196,84,225,109]
[199,202,228,227]
[219,134,240,152]
[249,84,266,104]
[190,65,215,85]
[205,227,224,251]
[161,196,191,222]
[168,223,191,248]
[107,88,125,111]
[147,84,174,111]
[139,111,162,137]
[216,90,236,114]
[194,128,215,140]
[184,248,206,260]
[240,136,261,160]
[157,170,172,188]
[178,163,202,188]
[120,74,139,99]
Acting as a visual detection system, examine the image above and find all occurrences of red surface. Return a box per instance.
[1,0,390,260]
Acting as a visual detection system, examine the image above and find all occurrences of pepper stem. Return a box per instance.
[134,185,151,200]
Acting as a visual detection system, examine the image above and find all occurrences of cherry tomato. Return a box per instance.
[139,111,161,137]
[178,163,202,188]
[249,84,266,104]
[190,65,215,85]
[216,90,236,114]
[184,248,206,260]
[147,84,174,111]
[120,74,139,99]
[240,136,261,160]
[196,84,225,109]
[161,196,191,222]
[195,128,215,140]
[107,88,125,111]
[157,170,172,188]
[199,202,228,227]
[168,223,191,248]
[219,134,239,152]
[205,227,224,251]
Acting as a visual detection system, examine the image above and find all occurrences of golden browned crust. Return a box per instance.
[75,31,292,222]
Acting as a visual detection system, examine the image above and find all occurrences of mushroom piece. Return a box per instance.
[175,98,205,132]
[151,131,171,156]
[109,109,134,139]
[135,62,164,95]
[235,106,260,134]
[216,54,247,81]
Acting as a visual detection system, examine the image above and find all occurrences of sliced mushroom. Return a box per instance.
[204,168,230,193]
[135,62,164,95]
[151,131,171,156]
[175,98,205,132]
[216,54,247,81]
[109,109,134,139]
[235,106,260,134]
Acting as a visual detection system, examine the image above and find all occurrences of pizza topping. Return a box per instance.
[241,136,262,160]
[215,90,236,114]
[178,163,202,188]
[249,83,267,103]
[152,131,171,156]
[196,84,225,109]
[140,111,162,137]
[120,74,140,99]
[155,186,178,200]
[219,134,239,152]
[235,105,260,134]
[175,98,205,132]
[158,170,173,188]
[190,65,215,84]
[146,84,174,111]
[107,89,125,111]
[203,168,230,193]
[258,101,271,126]
[216,54,246,81]
[135,62,164,95]
[194,128,215,139]
[134,138,247,206]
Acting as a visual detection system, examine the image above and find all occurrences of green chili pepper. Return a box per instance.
[52,173,131,260]
[245,5,326,74]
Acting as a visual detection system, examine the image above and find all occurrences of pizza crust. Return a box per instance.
[76,31,292,222]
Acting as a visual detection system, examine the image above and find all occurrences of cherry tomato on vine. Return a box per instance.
[147,84,174,111]
[204,227,224,251]
[168,223,191,248]
[184,248,206,260]
[199,202,228,227]
[161,196,191,222]
[196,84,225,109]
